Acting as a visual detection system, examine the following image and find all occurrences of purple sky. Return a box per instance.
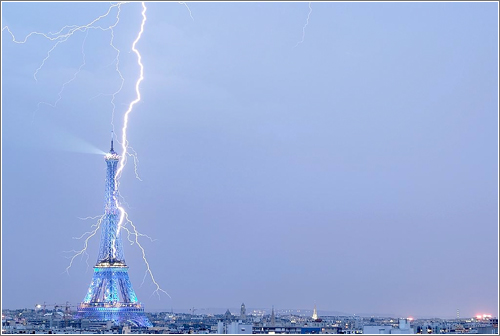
[1,2,498,319]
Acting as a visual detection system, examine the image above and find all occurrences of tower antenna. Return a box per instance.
[110,131,114,152]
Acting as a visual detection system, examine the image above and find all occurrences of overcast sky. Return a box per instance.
[1,1,498,319]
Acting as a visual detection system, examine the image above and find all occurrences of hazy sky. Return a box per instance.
[1,1,498,319]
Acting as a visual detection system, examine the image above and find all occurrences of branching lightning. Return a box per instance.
[34,30,89,118]
[3,1,169,299]
[122,211,169,299]
[127,146,143,181]
[109,4,170,299]
[294,2,312,48]
[64,215,105,275]
[2,2,125,81]
[116,189,132,209]
[77,214,104,221]
[178,2,195,21]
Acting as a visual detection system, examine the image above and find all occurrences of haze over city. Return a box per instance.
[1,1,498,320]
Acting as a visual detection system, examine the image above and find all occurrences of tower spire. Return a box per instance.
[312,304,318,320]
[110,131,114,153]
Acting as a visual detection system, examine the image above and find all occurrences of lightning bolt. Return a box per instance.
[122,211,169,299]
[116,189,132,209]
[34,29,89,118]
[294,2,312,48]
[178,2,195,21]
[93,2,126,138]
[77,215,104,221]
[3,2,126,122]
[2,2,125,81]
[127,146,143,181]
[64,215,105,275]
[110,3,170,299]
[4,1,169,299]
[115,2,145,182]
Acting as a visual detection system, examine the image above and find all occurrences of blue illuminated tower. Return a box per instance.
[75,138,152,327]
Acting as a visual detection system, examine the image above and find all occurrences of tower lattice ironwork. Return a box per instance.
[75,139,152,327]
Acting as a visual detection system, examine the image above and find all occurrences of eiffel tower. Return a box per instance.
[75,138,152,327]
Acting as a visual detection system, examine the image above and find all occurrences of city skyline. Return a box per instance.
[1,2,498,319]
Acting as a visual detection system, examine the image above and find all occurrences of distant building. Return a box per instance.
[302,326,322,334]
[363,318,414,334]
[395,318,414,334]
[476,326,499,334]
[253,324,303,334]
[363,325,393,334]
[217,320,253,334]
[224,309,232,321]
[240,303,247,321]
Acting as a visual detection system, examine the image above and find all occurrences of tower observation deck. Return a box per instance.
[75,139,152,327]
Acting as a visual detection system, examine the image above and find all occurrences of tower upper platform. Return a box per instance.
[105,137,120,161]
[105,152,120,161]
